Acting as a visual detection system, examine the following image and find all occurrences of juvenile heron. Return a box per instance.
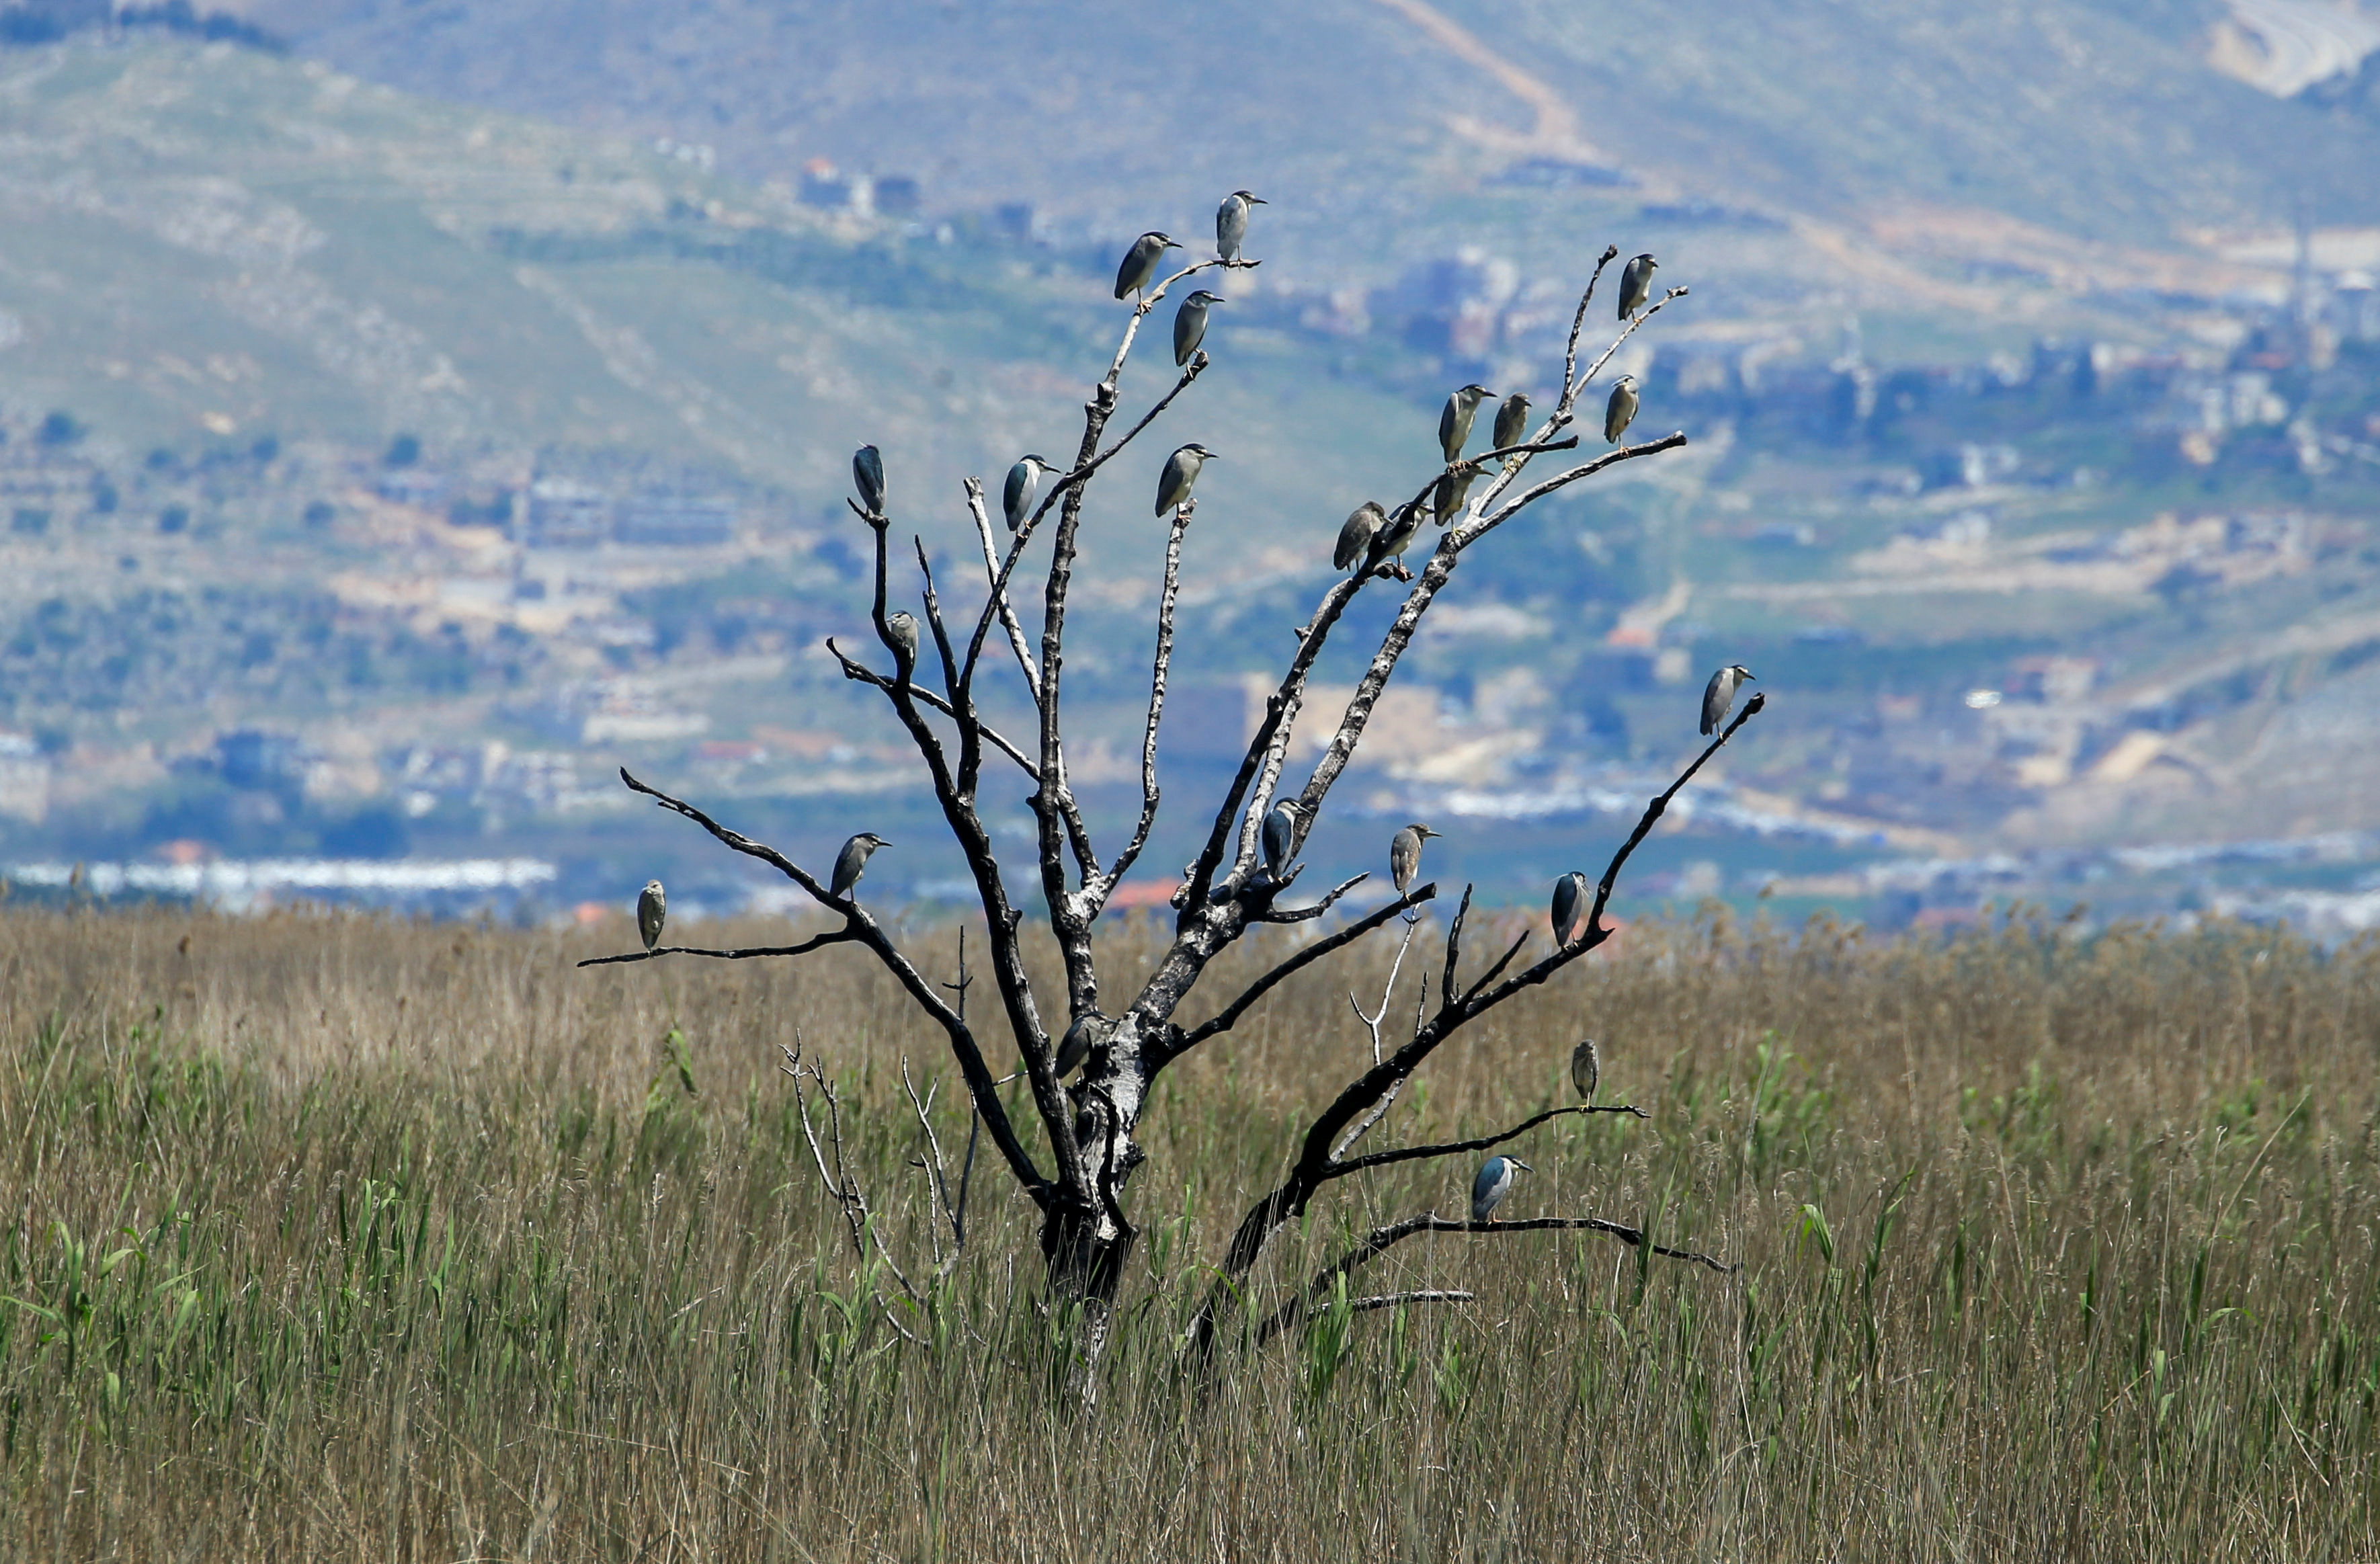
[1262,797,1303,879]
[1216,190,1266,264]
[1115,231,1182,300]
[1438,383,1493,464]
[1604,374,1639,445]
[1700,664,1756,736]
[1471,1155,1532,1222]
[1617,252,1659,319]
[1155,443,1216,516]
[1362,501,1423,574]
[1571,1038,1600,1101]
[1551,870,1588,945]
[1389,822,1439,893]
[885,610,919,677]
[830,832,889,897]
[1432,466,1477,528]
[637,879,667,952]
[1003,454,1055,533]
[1491,392,1532,454]
[1333,500,1385,571]
[852,444,885,515]
[1055,1010,1116,1077]
[1174,289,1225,365]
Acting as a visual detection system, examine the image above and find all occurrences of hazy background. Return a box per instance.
[2,0,2379,932]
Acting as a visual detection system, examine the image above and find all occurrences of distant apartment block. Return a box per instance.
[522,479,610,548]
[613,494,735,546]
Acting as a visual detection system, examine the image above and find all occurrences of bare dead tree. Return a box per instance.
[581,232,1758,1368]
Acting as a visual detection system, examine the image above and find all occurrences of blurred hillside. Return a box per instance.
[1,22,2380,934]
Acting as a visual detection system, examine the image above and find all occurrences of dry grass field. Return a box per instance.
[4,903,2378,1561]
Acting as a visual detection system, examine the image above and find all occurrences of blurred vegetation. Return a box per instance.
[3,905,2376,1557]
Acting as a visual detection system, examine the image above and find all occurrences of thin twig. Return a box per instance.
[1327,1101,1649,1181]
[1171,882,1437,1057]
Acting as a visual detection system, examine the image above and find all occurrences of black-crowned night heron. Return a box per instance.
[1471,1154,1532,1222]
[1491,392,1532,454]
[637,879,666,952]
[1571,1038,1600,1101]
[1389,823,1438,893]
[1551,870,1588,945]
[1432,467,1477,528]
[1438,384,1493,464]
[1333,501,1385,572]
[1004,454,1055,533]
[1174,289,1224,366]
[1155,443,1215,516]
[1262,797,1303,879]
[1604,375,1639,445]
[1617,253,1658,320]
[1700,665,1755,736]
[886,611,919,677]
[1055,1010,1116,1077]
[1115,231,1182,300]
[830,832,889,897]
[852,444,885,515]
[1362,501,1423,575]
[1217,190,1266,263]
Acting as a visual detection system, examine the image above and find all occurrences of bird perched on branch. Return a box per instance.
[1571,1038,1600,1102]
[1333,500,1385,572]
[830,832,889,897]
[1362,501,1423,575]
[1156,443,1216,516]
[1438,383,1493,464]
[1216,190,1266,264]
[1003,454,1055,533]
[1604,374,1639,444]
[1617,252,1658,319]
[1174,289,1225,366]
[1389,823,1439,894]
[1055,1010,1116,1078]
[637,879,667,952]
[1432,467,1477,528]
[885,611,919,678]
[1700,664,1755,736]
[1471,1155,1532,1222]
[1262,798,1303,880]
[1551,870,1588,946]
[1115,231,1182,300]
[1491,392,1532,454]
[852,445,885,515]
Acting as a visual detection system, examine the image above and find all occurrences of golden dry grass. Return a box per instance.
[5,903,2378,1560]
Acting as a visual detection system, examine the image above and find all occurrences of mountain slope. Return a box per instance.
[235,0,2380,257]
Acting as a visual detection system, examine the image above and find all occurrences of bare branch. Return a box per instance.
[1462,926,1532,1005]
[623,768,1051,1202]
[1440,884,1473,1012]
[577,932,856,968]
[825,638,1039,780]
[1571,284,1690,404]
[1469,432,1691,538]
[1256,871,1370,924]
[1584,691,1766,941]
[1561,244,1622,405]
[1168,881,1438,1059]
[913,536,963,700]
[1254,1288,1473,1347]
[960,354,1209,698]
[963,478,1042,706]
[1087,495,1191,907]
[1254,1210,1733,1345]
[1327,917,1426,1159]
[1326,1101,1649,1182]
